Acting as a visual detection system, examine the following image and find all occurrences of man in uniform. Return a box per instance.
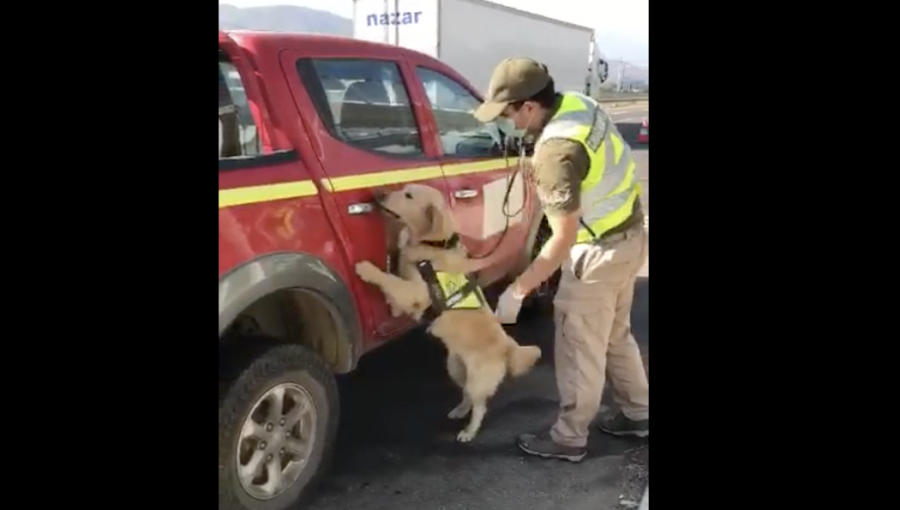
[474,58,649,462]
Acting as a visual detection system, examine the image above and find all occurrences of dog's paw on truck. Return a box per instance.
[218,29,558,510]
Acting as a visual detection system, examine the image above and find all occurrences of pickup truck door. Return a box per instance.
[405,61,536,284]
[279,48,452,340]
[219,35,349,317]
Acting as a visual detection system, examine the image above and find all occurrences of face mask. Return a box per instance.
[494,116,523,138]
[485,108,535,163]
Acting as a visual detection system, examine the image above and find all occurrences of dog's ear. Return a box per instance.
[420,203,446,240]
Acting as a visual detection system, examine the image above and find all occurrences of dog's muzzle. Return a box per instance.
[373,190,401,220]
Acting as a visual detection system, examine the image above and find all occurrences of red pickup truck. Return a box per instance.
[218,30,554,510]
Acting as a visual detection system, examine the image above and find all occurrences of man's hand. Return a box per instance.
[494,285,525,324]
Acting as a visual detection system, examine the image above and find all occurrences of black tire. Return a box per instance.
[219,337,339,510]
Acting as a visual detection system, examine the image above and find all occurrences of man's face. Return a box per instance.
[502,101,540,132]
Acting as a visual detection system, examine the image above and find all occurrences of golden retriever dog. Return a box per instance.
[355,183,542,442]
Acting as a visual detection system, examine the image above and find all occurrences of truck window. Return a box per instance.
[219,54,261,158]
[415,67,502,159]
[296,58,424,157]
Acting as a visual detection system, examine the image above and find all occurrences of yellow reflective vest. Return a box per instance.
[534,92,641,243]
[436,271,487,310]
[416,260,487,313]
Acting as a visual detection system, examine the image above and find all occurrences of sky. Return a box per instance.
[219,0,649,65]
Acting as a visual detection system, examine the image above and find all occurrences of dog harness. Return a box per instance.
[414,234,488,318]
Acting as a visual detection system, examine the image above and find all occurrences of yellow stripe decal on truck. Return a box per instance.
[441,158,511,177]
[219,158,514,208]
[324,165,444,192]
[219,181,319,209]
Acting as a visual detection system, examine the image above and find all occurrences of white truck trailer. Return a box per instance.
[352,0,607,96]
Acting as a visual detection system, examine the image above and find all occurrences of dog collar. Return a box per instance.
[421,233,460,250]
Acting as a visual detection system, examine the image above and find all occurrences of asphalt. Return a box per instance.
[308,104,650,510]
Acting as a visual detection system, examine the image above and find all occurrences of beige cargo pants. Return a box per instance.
[549,221,649,448]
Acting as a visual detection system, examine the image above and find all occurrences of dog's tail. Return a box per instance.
[506,341,541,377]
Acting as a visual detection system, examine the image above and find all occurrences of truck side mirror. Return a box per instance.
[597,59,609,84]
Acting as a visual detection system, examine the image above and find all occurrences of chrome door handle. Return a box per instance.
[454,189,479,199]
[348,202,375,215]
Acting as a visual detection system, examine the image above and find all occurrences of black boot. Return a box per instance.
[597,411,649,438]
[516,433,587,462]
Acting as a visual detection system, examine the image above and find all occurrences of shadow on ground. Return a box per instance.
[307,275,649,510]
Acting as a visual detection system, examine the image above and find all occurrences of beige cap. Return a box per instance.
[473,58,551,123]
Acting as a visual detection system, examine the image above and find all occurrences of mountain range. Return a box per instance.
[218,4,648,84]
[219,3,352,35]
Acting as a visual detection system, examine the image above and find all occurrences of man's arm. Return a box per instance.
[511,139,589,297]
[513,211,579,297]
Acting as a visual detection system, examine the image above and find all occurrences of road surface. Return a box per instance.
[308,103,650,510]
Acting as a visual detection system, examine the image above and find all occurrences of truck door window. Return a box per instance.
[296,59,424,157]
[219,55,261,158]
[415,67,503,159]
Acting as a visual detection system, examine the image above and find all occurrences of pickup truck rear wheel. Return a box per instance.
[219,338,339,510]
